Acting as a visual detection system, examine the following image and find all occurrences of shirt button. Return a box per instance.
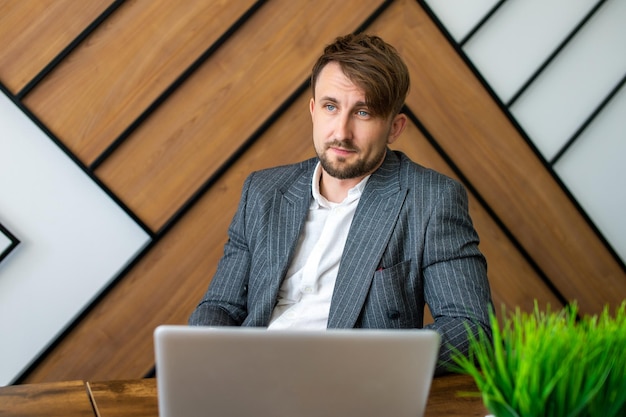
[303,286,314,294]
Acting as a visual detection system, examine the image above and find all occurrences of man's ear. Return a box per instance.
[387,113,408,145]
[309,97,315,118]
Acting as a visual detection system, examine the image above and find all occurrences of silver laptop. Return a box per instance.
[154,325,440,417]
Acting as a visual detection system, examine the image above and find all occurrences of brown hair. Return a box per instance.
[310,33,410,119]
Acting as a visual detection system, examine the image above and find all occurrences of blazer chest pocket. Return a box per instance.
[364,260,422,328]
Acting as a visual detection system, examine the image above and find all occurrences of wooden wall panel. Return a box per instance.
[95,0,385,230]
[372,0,625,314]
[22,0,258,165]
[0,0,113,94]
[18,0,384,383]
[393,123,563,314]
[22,91,561,383]
[0,0,622,384]
[21,93,315,383]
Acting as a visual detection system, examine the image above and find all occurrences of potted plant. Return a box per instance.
[450,301,626,417]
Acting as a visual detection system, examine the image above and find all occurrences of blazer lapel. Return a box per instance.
[328,151,407,328]
[267,163,315,296]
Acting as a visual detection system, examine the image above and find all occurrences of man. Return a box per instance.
[189,33,492,373]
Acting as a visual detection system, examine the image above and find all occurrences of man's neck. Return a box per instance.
[319,172,364,203]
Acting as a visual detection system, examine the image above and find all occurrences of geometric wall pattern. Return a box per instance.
[0,222,19,264]
[427,0,626,263]
[0,0,623,384]
[0,89,150,385]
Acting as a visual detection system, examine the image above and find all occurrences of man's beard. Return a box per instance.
[317,140,385,180]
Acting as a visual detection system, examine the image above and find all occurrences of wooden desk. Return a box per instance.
[426,373,488,417]
[87,379,158,417]
[0,380,94,417]
[1,374,489,417]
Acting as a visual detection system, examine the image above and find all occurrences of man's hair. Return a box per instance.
[310,33,410,119]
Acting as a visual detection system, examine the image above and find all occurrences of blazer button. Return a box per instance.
[387,310,400,320]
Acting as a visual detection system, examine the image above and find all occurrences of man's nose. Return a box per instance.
[334,115,353,141]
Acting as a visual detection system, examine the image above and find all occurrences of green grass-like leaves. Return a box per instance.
[451,301,626,417]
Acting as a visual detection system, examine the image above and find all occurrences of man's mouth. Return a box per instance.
[327,141,357,155]
[330,146,355,155]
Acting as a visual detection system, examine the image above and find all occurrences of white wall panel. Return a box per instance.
[426,0,626,267]
[464,0,595,102]
[424,0,499,41]
[510,0,626,161]
[0,92,151,385]
[555,87,626,262]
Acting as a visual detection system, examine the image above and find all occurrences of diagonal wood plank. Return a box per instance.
[96,0,381,229]
[94,0,386,231]
[371,0,625,314]
[0,0,113,94]
[17,0,617,385]
[20,1,385,383]
[22,0,258,164]
[22,87,560,383]
[22,92,316,383]
[394,123,563,315]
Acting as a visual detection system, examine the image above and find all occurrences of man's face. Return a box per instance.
[310,62,405,180]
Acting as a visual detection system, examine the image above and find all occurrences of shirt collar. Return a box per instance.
[311,162,370,209]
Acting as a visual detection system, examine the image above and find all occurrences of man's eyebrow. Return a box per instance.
[318,96,369,108]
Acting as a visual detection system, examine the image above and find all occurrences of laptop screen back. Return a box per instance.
[154,326,440,417]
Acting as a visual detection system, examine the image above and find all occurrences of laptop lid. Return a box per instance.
[154,325,440,417]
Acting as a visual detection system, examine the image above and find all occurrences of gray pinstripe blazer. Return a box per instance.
[189,149,492,373]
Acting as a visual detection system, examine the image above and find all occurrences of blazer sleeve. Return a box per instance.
[188,173,255,326]
[421,179,492,374]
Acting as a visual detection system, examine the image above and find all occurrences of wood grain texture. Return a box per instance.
[18,2,377,381]
[394,123,563,315]
[87,374,488,417]
[22,91,558,383]
[0,380,93,417]
[94,0,384,230]
[425,374,488,417]
[4,0,623,384]
[0,374,487,417]
[88,380,158,417]
[22,96,315,383]
[373,0,625,314]
[22,0,258,165]
[0,0,112,94]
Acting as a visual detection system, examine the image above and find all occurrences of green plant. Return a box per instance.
[450,301,626,417]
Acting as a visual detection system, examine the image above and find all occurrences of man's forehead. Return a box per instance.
[314,63,366,101]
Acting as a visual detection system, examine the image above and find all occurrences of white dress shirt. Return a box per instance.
[268,163,369,330]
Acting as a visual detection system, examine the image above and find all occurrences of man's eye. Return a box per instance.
[357,110,370,117]
[325,104,336,112]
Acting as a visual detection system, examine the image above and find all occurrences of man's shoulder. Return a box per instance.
[251,157,316,178]
[255,157,316,175]
[392,150,458,186]
[245,157,317,189]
